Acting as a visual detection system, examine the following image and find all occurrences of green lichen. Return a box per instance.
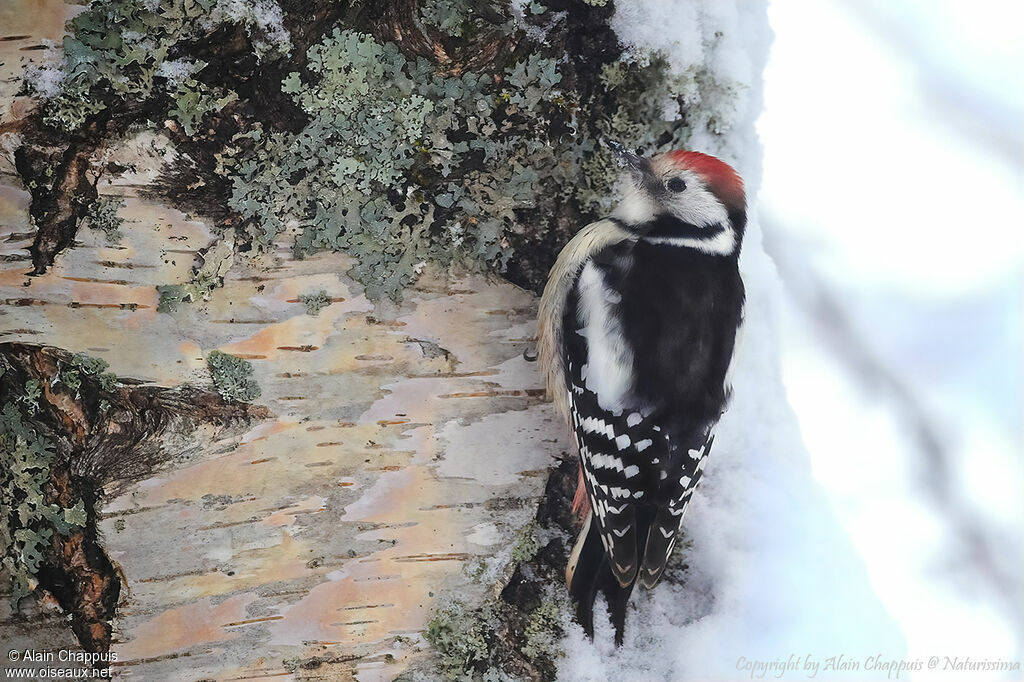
[0,394,85,609]
[165,59,239,136]
[83,195,125,243]
[298,289,331,316]
[206,350,260,403]
[424,588,567,679]
[73,353,117,390]
[155,268,221,312]
[599,61,627,89]
[20,379,42,413]
[215,25,575,299]
[420,0,474,38]
[56,352,119,398]
[156,284,189,313]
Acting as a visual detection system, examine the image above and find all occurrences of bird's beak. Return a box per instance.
[605,140,650,183]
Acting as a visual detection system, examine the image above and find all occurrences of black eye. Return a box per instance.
[666,177,687,193]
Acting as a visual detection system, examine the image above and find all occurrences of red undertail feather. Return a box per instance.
[572,462,590,521]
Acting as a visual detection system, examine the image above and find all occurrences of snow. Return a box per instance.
[610,0,769,160]
[557,2,906,680]
[155,59,201,88]
[213,0,291,53]
[21,40,64,99]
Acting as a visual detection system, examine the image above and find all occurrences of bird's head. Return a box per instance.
[608,142,746,256]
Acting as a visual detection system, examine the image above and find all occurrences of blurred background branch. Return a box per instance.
[764,216,1022,619]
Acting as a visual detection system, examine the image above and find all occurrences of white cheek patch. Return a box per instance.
[667,174,730,227]
[576,261,633,412]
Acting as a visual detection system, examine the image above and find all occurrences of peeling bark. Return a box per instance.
[1,342,269,489]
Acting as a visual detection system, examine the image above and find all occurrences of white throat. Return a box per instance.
[611,186,658,225]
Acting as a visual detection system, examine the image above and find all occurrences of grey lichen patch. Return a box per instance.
[212,10,702,300]
[420,0,476,38]
[164,59,239,137]
[82,195,126,243]
[520,598,563,662]
[423,589,568,680]
[156,284,190,313]
[425,599,495,680]
[55,352,120,401]
[218,25,537,299]
[20,379,43,412]
[206,350,261,403]
[511,520,540,563]
[298,289,331,317]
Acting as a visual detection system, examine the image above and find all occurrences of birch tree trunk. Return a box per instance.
[0,1,771,680]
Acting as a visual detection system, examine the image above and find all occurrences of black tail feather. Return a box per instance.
[596,552,635,646]
[567,513,605,639]
[567,512,640,645]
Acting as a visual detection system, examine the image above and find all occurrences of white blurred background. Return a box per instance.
[759,0,1023,667]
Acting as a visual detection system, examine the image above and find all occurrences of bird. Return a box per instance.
[536,142,746,644]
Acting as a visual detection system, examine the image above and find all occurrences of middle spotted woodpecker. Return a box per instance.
[537,143,746,644]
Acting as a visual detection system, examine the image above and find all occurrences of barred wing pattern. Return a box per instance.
[565,353,715,589]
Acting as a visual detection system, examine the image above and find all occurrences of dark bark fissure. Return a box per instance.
[361,0,521,76]
[34,467,121,657]
[0,343,269,660]
[499,0,623,293]
[13,118,107,275]
[493,455,579,680]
